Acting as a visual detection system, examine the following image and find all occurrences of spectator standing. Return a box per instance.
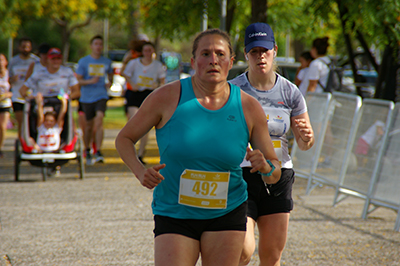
[355,120,385,169]
[8,38,39,136]
[76,35,113,165]
[305,37,331,93]
[116,28,281,266]
[122,41,166,164]
[295,51,313,96]
[305,37,336,166]
[230,22,314,266]
[0,53,12,158]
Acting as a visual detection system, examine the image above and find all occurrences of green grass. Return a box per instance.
[103,105,127,129]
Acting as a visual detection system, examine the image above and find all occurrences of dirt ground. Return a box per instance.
[1,100,399,265]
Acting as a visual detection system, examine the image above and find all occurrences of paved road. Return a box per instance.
[1,128,399,265]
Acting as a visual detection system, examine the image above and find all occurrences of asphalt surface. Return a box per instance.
[1,126,400,265]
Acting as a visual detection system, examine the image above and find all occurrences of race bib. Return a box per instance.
[178,169,230,209]
[273,140,282,166]
[88,64,105,76]
[137,75,155,88]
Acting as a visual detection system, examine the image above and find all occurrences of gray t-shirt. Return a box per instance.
[230,72,307,168]
[9,54,39,103]
[24,66,78,97]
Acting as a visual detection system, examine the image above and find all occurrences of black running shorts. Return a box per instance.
[243,167,295,220]
[153,201,247,241]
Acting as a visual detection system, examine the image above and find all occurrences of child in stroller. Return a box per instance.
[29,92,67,153]
[15,91,84,181]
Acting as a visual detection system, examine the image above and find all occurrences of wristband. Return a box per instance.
[258,159,275,177]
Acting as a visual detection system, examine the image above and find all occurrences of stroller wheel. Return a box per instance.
[42,167,48,181]
[14,139,21,181]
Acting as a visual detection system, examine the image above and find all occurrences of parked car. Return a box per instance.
[339,53,378,98]
[65,62,78,73]
[107,50,128,98]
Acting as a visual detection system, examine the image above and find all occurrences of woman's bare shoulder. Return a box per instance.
[150,80,181,101]
[240,90,261,112]
[144,80,182,128]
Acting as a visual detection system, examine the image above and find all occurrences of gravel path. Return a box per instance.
[1,129,399,265]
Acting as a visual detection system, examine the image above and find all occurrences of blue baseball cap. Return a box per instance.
[245,23,275,53]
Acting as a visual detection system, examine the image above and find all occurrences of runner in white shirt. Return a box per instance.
[122,42,166,164]
[8,38,39,136]
[0,53,12,158]
[25,43,51,80]
[21,48,79,98]
[20,48,80,122]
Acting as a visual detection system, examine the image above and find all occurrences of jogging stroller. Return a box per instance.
[14,97,85,181]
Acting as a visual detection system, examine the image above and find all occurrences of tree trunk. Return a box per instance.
[251,0,267,23]
[225,0,236,33]
[356,30,379,72]
[375,45,400,102]
[54,15,92,63]
[337,0,364,96]
[128,1,140,41]
[60,25,71,63]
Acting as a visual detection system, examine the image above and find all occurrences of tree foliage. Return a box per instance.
[139,0,221,40]
[0,0,130,60]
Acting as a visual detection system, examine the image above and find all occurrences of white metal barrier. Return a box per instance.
[361,103,400,232]
[333,98,395,205]
[306,92,363,194]
[291,92,332,180]
[294,91,400,231]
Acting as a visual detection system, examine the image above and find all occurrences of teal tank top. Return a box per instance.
[153,77,249,219]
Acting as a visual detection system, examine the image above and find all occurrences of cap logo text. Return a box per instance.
[249,32,268,38]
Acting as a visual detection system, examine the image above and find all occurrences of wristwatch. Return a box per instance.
[258,160,275,177]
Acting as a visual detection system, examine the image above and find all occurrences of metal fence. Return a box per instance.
[306,92,362,194]
[333,98,394,205]
[291,92,331,180]
[294,92,400,231]
[361,103,400,231]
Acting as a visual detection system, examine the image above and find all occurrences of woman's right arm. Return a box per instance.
[307,79,318,92]
[115,81,180,189]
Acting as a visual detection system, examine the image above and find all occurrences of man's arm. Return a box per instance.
[19,85,33,99]
[76,74,100,86]
[69,84,80,100]
[25,62,35,81]
[107,72,113,89]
